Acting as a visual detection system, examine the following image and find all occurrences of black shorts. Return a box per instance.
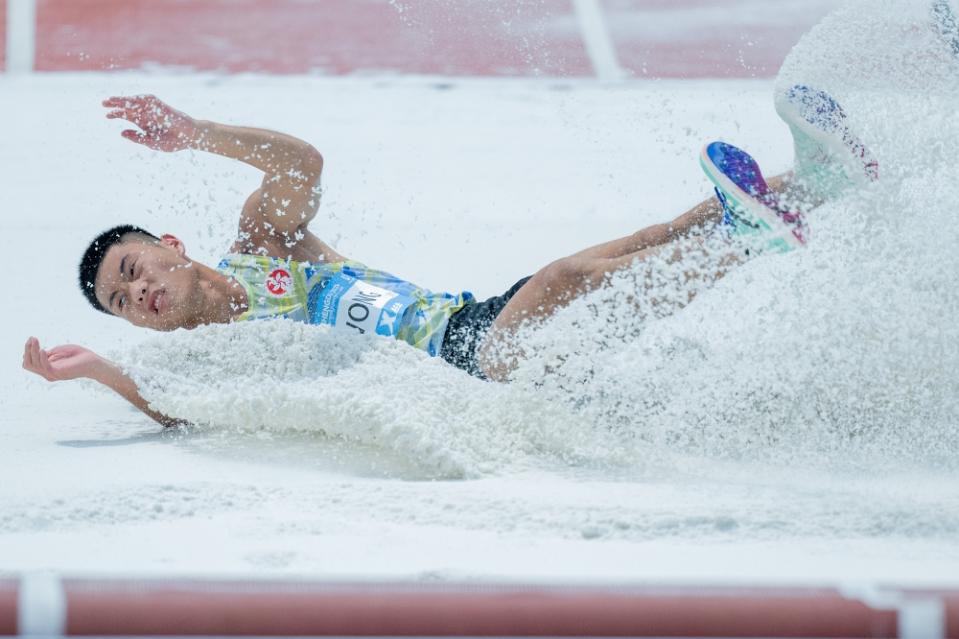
[440,276,532,379]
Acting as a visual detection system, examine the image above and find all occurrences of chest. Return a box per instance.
[238,262,311,322]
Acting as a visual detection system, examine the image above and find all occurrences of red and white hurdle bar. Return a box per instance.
[1,577,957,637]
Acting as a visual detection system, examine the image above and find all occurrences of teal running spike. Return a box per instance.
[932,0,959,56]
[775,85,878,201]
[700,141,807,253]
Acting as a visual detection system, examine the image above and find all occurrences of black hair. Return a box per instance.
[79,225,160,314]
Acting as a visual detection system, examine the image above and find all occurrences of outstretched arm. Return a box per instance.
[103,94,344,262]
[21,337,182,428]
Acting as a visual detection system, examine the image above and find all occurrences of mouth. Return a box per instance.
[148,289,164,315]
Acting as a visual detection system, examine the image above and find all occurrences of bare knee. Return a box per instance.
[476,333,512,382]
[539,257,600,297]
[476,257,606,381]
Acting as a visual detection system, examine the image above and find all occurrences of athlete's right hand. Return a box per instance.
[22,337,108,383]
[103,94,200,152]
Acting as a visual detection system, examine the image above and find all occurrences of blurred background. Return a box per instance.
[4,0,842,78]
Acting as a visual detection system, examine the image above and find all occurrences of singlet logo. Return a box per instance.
[265,268,292,296]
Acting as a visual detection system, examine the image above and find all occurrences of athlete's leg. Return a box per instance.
[572,173,793,261]
[478,235,743,380]
[581,83,878,268]
[478,143,809,381]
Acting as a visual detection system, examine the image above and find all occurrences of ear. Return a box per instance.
[159,234,187,258]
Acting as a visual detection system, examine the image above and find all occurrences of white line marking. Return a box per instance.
[6,0,37,74]
[17,572,66,636]
[571,0,625,82]
[899,597,946,639]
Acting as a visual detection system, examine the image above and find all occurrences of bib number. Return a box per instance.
[311,272,414,337]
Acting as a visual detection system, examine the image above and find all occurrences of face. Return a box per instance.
[94,234,207,331]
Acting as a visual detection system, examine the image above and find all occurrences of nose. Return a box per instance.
[125,278,148,311]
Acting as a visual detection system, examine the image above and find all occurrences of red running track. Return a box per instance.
[0,0,6,69]
[2,578,958,637]
[3,0,842,77]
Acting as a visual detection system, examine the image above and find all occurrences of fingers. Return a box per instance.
[103,95,153,127]
[104,95,162,147]
[121,129,148,144]
[102,94,156,108]
[103,96,187,152]
[21,337,32,370]
[29,339,47,380]
[102,94,160,121]
[22,337,53,381]
[25,337,39,370]
[103,96,129,108]
[103,98,141,121]
[37,348,58,381]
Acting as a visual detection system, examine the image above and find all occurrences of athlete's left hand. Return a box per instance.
[103,94,201,152]
[21,337,111,383]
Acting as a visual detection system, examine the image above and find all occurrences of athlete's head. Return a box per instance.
[79,225,211,331]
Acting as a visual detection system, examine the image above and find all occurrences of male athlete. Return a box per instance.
[21,85,876,427]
